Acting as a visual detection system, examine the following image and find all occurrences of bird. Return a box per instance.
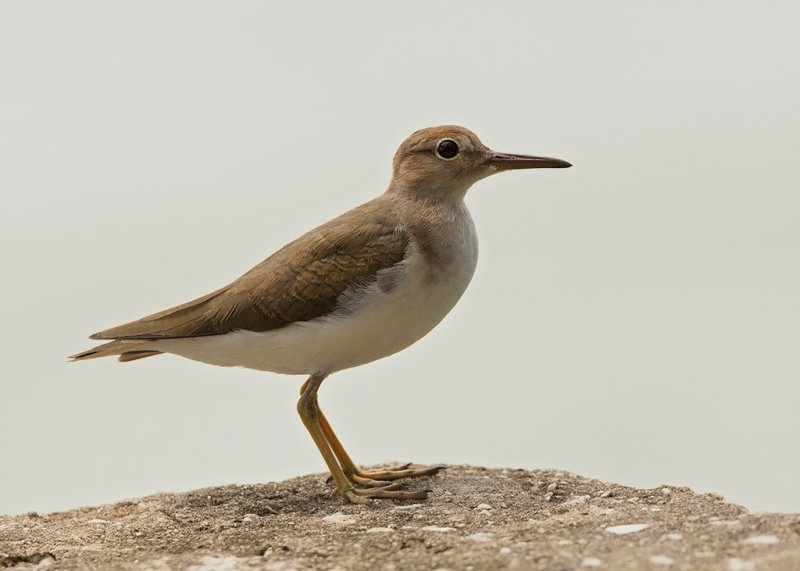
[71,125,571,504]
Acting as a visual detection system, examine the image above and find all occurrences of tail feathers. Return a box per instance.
[70,339,163,363]
[117,350,162,362]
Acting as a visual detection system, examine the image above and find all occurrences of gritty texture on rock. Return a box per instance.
[2,466,799,570]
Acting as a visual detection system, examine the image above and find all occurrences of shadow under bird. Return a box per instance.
[72,125,571,504]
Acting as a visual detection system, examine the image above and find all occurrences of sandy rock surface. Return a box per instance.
[2,466,799,570]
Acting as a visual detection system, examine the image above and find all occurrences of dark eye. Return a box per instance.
[436,139,459,160]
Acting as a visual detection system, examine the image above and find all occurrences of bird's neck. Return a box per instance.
[385,179,474,207]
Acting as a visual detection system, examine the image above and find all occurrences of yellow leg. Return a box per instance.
[316,405,444,487]
[297,375,441,502]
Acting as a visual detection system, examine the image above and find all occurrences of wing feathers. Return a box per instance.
[87,216,410,342]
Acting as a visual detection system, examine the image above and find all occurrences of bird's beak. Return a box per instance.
[488,152,572,170]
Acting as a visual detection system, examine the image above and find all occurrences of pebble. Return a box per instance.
[666,533,683,541]
[580,557,602,567]
[605,523,649,535]
[741,535,779,545]
[711,519,742,528]
[189,556,239,570]
[499,547,512,555]
[322,512,354,525]
[393,503,423,511]
[589,505,614,516]
[563,495,590,506]
[467,532,493,542]
[728,558,756,571]
[420,525,455,532]
[475,503,492,511]
[649,555,675,565]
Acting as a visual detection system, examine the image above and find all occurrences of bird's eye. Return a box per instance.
[435,139,459,160]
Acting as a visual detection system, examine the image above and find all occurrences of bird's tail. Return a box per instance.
[69,339,163,363]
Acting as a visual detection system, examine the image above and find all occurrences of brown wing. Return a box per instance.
[90,218,409,340]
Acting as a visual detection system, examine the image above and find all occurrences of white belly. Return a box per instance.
[150,224,478,375]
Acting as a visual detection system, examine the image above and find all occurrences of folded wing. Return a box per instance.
[82,219,409,347]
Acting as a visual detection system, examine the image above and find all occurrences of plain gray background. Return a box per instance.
[2,2,798,516]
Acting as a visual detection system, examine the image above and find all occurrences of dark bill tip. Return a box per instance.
[489,152,572,170]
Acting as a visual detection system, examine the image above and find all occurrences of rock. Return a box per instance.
[1,466,798,570]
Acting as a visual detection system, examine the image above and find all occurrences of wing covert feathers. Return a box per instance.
[85,214,410,343]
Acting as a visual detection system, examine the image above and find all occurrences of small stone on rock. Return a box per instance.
[605,523,649,535]
[589,505,614,516]
[563,495,589,506]
[393,503,423,511]
[322,512,355,525]
[742,535,779,545]
[728,558,756,571]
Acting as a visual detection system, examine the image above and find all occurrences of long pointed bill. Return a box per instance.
[489,152,572,170]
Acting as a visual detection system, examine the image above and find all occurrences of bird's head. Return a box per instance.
[390,125,571,201]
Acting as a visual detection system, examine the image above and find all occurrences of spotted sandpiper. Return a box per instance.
[71,125,571,504]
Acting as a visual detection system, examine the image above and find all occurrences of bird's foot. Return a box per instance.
[333,483,433,504]
[326,463,445,502]
[352,462,446,482]
[327,463,446,486]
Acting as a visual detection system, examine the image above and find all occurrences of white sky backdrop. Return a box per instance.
[1,1,798,515]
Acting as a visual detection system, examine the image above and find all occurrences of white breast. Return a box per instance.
[151,212,479,376]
